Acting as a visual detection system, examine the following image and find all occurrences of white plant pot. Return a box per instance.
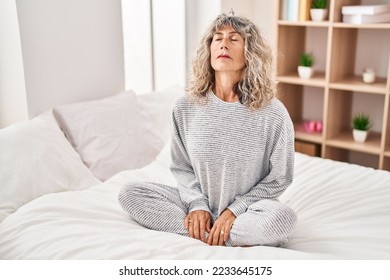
[297,66,314,79]
[353,129,368,143]
[310,9,328,22]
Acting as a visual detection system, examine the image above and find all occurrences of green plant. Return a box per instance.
[312,0,327,9]
[352,113,372,131]
[299,52,315,67]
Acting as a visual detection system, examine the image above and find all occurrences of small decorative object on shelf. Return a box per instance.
[299,0,311,21]
[310,0,328,22]
[298,52,315,79]
[362,67,376,83]
[352,113,372,143]
[341,4,390,24]
[304,120,323,133]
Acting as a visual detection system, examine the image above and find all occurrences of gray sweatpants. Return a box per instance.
[118,182,297,247]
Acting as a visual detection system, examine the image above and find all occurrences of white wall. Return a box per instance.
[16,0,125,118]
[221,0,254,19]
[252,0,277,47]
[0,0,28,128]
[152,0,186,91]
[122,0,153,93]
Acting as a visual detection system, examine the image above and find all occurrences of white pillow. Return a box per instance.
[53,91,165,181]
[136,85,183,142]
[0,111,100,223]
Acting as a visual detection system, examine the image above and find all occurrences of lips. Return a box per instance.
[217,54,231,59]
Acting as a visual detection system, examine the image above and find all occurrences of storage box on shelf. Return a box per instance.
[276,0,390,171]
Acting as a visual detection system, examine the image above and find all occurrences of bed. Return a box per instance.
[1,88,390,260]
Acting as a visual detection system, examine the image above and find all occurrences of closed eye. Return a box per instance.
[230,36,241,41]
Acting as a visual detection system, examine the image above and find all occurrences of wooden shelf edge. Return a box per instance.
[278,72,327,87]
[329,76,387,94]
[295,134,323,144]
[332,22,390,29]
[278,20,330,27]
[325,132,382,155]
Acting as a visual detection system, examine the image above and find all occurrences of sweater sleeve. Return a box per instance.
[170,108,210,213]
[228,114,295,217]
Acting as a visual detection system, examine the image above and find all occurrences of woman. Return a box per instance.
[119,11,297,247]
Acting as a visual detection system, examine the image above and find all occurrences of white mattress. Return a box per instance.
[1,149,390,259]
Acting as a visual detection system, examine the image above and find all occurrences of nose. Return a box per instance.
[220,38,229,49]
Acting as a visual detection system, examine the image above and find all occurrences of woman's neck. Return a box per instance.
[213,72,241,102]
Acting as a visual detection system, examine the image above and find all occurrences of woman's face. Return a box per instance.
[210,25,245,74]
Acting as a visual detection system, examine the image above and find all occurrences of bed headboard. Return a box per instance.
[15,0,125,117]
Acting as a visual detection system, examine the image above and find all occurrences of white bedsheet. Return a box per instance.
[1,151,390,259]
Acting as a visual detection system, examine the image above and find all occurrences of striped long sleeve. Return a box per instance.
[170,109,210,213]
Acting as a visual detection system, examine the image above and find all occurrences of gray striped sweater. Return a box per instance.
[170,91,294,218]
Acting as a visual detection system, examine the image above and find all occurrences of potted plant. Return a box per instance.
[298,52,315,79]
[310,0,328,22]
[352,113,372,143]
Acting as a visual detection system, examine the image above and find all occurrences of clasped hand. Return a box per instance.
[184,209,236,246]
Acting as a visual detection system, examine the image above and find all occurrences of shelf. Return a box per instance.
[332,23,390,29]
[326,131,382,155]
[278,72,326,87]
[276,0,390,170]
[278,20,330,27]
[294,123,323,143]
[330,76,387,94]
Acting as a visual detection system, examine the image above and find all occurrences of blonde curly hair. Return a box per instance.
[187,12,277,110]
